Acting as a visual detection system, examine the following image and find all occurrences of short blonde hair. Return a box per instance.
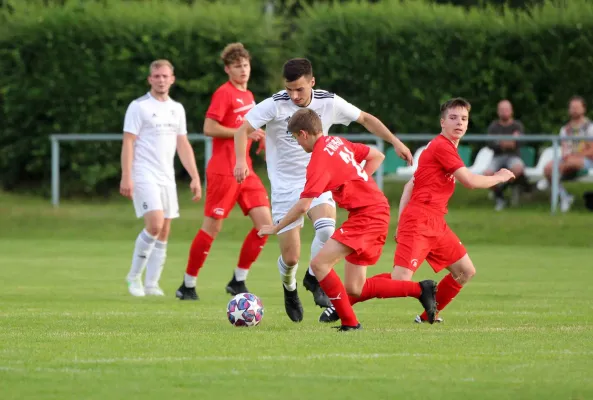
[221,43,251,66]
[149,59,174,75]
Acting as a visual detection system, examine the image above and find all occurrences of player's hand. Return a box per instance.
[256,138,266,155]
[119,176,133,199]
[495,168,515,183]
[234,160,249,183]
[258,225,277,237]
[394,140,413,166]
[190,178,202,202]
[248,129,265,142]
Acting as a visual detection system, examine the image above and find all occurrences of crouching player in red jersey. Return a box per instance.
[395,98,515,323]
[258,108,438,331]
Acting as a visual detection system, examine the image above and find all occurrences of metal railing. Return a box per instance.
[48,133,593,213]
[48,133,384,207]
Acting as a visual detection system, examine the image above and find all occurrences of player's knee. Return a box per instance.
[314,218,336,244]
[345,282,363,297]
[282,253,299,267]
[309,259,327,276]
[201,217,223,238]
[453,265,476,285]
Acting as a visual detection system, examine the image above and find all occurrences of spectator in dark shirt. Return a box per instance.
[484,100,527,211]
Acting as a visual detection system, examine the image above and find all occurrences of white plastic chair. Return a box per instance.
[468,147,494,175]
[525,146,554,182]
[396,145,426,179]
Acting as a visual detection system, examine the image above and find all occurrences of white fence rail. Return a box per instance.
[49,133,593,214]
[49,133,384,207]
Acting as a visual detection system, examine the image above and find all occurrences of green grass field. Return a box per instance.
[1,183,592,400]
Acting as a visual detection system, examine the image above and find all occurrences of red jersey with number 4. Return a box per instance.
[205,81,256,176]
[300,136,388,210]
[408,134,465,215]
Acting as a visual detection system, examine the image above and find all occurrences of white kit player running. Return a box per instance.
[234,58,413,321]
[120,59,202,297]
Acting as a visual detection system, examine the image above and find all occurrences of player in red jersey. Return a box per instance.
[396,98,515,323]
[176,43,272,300]
[318,97,516,325]
[259,108,438,331]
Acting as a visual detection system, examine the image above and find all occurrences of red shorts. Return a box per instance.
[204,172,269,219]
[394,205,466,273]
[332,206,390,266]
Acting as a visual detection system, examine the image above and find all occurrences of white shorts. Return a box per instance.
[272,190,335,234]
[133,182,179,219]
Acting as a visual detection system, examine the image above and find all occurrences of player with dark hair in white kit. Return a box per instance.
[120,59,202,297]
[234,58,413,321]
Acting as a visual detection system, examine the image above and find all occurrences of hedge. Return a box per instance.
[0,0,281,196]
[2,0,593,197]
[293,0,593,136]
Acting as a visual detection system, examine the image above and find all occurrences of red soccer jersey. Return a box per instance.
[300,136,388,210]
[205,81,256,176]
[408,134,465,215]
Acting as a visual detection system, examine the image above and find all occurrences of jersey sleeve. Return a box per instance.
[300,153,331,199]
[350,141,370,164]
[123,101,142,135]
[434,141,465,174]
[333,94,362,126]
[178,104,188,136]
[245,97,277,130]
[205,87,230,123]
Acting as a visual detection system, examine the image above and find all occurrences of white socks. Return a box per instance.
[184,273,197,288]
[145,240,167,288]
[278,256,298,291]
[127,229,156,281]
[309,218,335,277]
[234,267,249,282]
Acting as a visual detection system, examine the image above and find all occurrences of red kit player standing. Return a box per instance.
[176,43,272,300]
[319,97,516,325]
[259,108,438,331]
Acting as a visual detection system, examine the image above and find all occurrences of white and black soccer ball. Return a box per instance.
[226,293,264,327]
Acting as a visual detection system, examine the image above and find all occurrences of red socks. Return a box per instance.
[185,229,213,277]
[318,270,359,327]
[237,228,268,270]
[420,273,463,321]
[349,274,422,305]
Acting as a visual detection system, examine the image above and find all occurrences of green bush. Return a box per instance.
[293,0,593,138]
[0,0,281,196]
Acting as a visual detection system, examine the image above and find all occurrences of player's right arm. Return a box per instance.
[453,167,515,189]
[398,177,414,220]
[120,101,141,199]
[203,118,237,139]
[234,97,276,183]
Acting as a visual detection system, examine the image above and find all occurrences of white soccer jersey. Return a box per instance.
[123,92,187,187]
[245,89,361,194]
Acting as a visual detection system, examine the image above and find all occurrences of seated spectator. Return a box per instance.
[539,96,593,212]
[484,99,528,211]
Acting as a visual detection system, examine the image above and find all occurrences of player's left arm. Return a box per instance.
[176,107,202,201]
[258,197,314,237]
[355,112,413,166]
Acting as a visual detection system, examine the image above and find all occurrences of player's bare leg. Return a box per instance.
[278,227,304,322]
[310,239,361,331]
[415,254,476,323]
[225,206,272,295]
[303,203,334,307]
[144,218,171,296]
[127,210,165,297]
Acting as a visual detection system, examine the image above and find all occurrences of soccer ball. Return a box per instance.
[226,293,264,327]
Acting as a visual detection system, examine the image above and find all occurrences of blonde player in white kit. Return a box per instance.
[234,58,412,321]
[120,59,202,297]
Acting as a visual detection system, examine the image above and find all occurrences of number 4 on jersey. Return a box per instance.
[339,147,368,181]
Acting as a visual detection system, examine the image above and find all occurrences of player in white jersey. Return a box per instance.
[234,58,412,321]
[120,59,202,297]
